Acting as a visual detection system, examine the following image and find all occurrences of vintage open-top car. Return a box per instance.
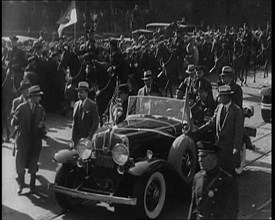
[49,96,197,219]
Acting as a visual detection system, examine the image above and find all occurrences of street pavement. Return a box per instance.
[2,69,271,220]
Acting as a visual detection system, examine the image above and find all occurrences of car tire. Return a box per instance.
[168,136,197,185]
[131,171,166,219]
[54,164,84,210]
[261,109,271,123]
[235,143,246,175]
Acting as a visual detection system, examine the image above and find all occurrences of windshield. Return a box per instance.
[127,96,186,121]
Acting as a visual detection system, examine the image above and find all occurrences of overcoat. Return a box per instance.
[11,101,46,175]
[198,102,244,174]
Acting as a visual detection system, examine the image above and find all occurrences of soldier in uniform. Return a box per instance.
[188,141,239,219]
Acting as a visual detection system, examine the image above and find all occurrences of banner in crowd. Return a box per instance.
[57,1,77,37]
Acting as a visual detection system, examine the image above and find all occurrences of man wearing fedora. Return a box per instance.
[188,141,239,219]
[218,66,254,150]
[72,81,99,145]
[179,64,197,95]
[217,66,243,110]
[196,85,244,175]
[137,70,162,96]
[11,85,46,194]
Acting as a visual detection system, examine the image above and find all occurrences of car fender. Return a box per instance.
[128,159,177,178]
[168,134,197,182]
[53,149,78,164]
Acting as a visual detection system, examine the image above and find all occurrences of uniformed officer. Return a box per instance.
[188,141,239,220]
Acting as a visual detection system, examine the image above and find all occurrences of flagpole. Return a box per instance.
[74,22,76,44]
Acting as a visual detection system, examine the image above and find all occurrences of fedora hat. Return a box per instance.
[218,85,234,95]
[28,85,43,96]
[142,70,153,80]
[220,66,234,77]
[18,79,31,91]
[75,81,91,92]
[186,64,196,74]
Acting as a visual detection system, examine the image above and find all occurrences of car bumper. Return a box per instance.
[48,183,137,206]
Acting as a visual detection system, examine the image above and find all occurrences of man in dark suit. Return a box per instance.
[137,70,162,97]
[72,81,99,145]
[197,85,244,175]
[11,85,46,194]
[188,141,239,219]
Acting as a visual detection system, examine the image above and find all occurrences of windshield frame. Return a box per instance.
[126,95,187,122]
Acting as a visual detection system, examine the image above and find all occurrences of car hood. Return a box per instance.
[93,115,183,152]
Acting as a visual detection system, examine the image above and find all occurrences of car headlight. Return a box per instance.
[76,138,92,160]
[112,143,129,165]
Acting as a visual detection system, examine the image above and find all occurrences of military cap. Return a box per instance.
[197,141,221,154]
[118,84,129,94]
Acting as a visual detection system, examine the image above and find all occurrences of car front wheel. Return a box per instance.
[133,171,166,219]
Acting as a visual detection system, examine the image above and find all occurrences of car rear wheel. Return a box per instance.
[168,136,197,185]
[235,143,246,175]
[54,164,84,210]
[133,171,166,219]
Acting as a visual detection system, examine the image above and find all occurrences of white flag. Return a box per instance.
[57,1,77,37]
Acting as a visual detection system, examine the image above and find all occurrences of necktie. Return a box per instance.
[220,105,226,125]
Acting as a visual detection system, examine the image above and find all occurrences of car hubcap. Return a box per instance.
[146,180,161,211]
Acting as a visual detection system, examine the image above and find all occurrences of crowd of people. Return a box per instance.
[1,18,271,218]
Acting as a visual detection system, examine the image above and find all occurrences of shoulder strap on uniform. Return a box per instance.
[218,167,233,177]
